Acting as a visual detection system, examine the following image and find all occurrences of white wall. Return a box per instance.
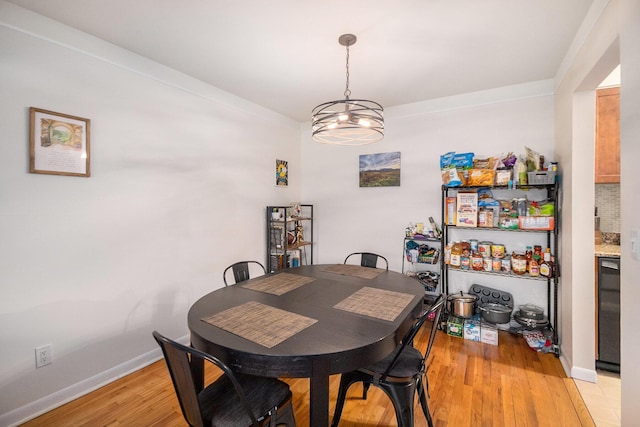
[554,0,640,422]
[302,82,555,312]
[0,2,301,423]
[618,0,640,423]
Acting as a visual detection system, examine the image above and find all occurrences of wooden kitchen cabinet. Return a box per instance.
[595,87,620,183]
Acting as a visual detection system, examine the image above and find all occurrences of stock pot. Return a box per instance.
[447,292,478,318]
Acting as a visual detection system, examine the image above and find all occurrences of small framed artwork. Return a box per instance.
[29,107,91,177]
[276,159,288,187]
[359,152,401,187]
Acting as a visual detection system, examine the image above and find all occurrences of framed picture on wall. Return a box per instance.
[276,159,288,186]
[359,152,401,187]
[29,107,91,177]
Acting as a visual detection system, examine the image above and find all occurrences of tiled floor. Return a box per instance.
[574,370,621,426]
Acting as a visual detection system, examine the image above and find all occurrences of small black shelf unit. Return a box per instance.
[266,204,313,273]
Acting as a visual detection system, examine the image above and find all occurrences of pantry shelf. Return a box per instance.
[441,182,560,355]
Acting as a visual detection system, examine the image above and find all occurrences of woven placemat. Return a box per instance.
[241,272,315,295]
[324,264,384,279]
[333,286,416,322]
[202,301,317,348]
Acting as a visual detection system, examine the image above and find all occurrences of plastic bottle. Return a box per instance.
[540,248,553,278]
[444,242,453,265]
[525,246,533,273]
[529,255,540,277]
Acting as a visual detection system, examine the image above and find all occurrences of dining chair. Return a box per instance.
[330,294,445,427]
[223,260,266,286]
[152,331,296,427]
[343,252,389,270]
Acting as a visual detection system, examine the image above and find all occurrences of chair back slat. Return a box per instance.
[223,260,266,286]
[153,333,205,427]
[344,252,389,270]
[380,294,445,381]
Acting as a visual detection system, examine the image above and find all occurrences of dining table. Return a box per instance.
[187,263,425,427]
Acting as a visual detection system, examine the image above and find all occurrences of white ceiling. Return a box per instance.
[7,0,594,122]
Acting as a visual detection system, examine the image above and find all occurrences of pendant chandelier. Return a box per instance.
[311,34,384,145]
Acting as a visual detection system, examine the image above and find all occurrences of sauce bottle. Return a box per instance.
[540,248,553,277]
[525,246,533,273]
[529,255,540,277]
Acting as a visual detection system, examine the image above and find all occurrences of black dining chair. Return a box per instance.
[223,260,266,286]
[152,331,296,427]
[343,252,389,270]
[330,294,445,427]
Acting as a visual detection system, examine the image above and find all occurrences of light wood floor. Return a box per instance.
[21,326,595,427]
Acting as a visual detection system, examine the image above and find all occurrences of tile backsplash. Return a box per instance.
[595,183,620,233]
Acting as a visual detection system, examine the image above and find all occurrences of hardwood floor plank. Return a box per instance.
[21,324,590,427]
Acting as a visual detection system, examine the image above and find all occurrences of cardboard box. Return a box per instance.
[480,322,499,346]
[445,197,457,225]
[463,319,481,342]
[447,315,464,338]
[456,191,478,227]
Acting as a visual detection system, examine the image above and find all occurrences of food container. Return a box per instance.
[478,241,492,258]
[478,303,513,324]
[512,252,527,275]
[491,244,505,259]
[447,292,478,318]
[501,256,511,272]
[471,252,484,271]
[518,304,544,320]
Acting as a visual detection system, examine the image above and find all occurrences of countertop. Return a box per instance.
[595,244,620,258]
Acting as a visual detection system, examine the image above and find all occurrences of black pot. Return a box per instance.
[479,303,512,324]
[518,304,544,320]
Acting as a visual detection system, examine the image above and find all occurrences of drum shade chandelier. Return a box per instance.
[311,34,384,145]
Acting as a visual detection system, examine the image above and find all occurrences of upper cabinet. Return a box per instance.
[595,87,620,184]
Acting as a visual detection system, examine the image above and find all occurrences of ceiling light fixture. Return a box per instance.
[311,34,384,145]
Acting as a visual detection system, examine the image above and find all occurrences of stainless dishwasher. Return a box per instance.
[596,257,620,372]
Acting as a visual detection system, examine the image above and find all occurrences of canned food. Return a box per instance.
[469,239,479,252]
[461,255,470,270]
[483,257,493,272]
[501,256,511,272]
[471,252,484,271]
[492,257,502,272]
[491,244,505,259]
[479,241,492,258]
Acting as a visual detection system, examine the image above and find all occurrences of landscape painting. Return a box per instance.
[359,152,401,187]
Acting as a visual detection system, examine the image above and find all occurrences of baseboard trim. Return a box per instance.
[0,334,189,427]
[571,365,598,383]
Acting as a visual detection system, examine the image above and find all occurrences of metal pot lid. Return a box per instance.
[518,304,544,319]
[514,312,548,324]
[480,303,512,313]
[448,291,477,302]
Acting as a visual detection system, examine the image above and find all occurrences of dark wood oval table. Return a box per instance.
[188,264,424,427]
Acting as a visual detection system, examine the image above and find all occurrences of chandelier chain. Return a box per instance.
[344,44,351,99]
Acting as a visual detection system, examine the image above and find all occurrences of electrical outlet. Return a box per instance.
[35,344,52,368]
